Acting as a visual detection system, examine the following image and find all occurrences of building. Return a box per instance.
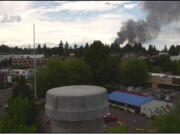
[12,58,48,67]
[141,100,173,118]
[0,54,11,62]
[45,85,109,133]
[122,53,137,61]
[8,69,33,80]
[170,55,180,61]
[148,73,180,91]
[159,52,168,56]
[108,91,153,114]
[0,54,45,62]
[0,68,34,84]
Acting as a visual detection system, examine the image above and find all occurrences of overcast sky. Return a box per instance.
[0,1,179,50]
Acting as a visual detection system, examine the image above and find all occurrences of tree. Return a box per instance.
[12,77,33,100]
[163,45,168,52]
[36,58,92,98]
[120,58,148,87]
[176,62,180,75]
[84,40,112,85]
[64,41,69,56]
[76,45,84,58]
[147,44,154,56]
[58,40,64,56]
[6,96,38,126]
[162,60,177,75]
[42,44,48,57]
[0,75,39,133]
[37,44,41,54]
[62,58,92,85]
[0,118,37,133]
[152,96,180,133]
[156,55,170,66]
[36,58,64,97]
[0,72,6,89]
[0,96,38,133]
[169,45,178,56]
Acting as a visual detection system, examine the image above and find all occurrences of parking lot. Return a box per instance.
[105,107,154,133]
[39,106,154,133]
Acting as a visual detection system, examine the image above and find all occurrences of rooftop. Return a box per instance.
[149,72,180,79]
[108,91,153,107]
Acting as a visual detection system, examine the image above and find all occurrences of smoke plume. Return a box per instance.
[114,1,180,46]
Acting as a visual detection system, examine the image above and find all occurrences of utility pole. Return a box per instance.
[33,24,37,100]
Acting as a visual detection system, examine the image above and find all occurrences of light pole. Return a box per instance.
[33,24,37,100]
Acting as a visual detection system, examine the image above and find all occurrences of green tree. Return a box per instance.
[36,58,64,97]
[0,95,38,133]
[58,40,64,56]
[6,96,38,125]
[176,61,180,75]
[84,40,121,85]
[62,58,92,85]
[147,44,154,56]
[169,45,178,56]
[120,58,148,87]
[156,55,170,66]
[0,118,37,133]
[162,60,177,75]
[64,41,69,56]
[12,77,33,100]
[37,44,41,54]
[152,96,180,133]
[36,58,92,98]
[163,45,168,52]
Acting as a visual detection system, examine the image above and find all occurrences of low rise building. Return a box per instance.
[148,73,180,91]
[108,90,173,118]
[9,69,33,80]
[170,55,180,61]
[141,100,173,118]
[108,91,153,114]
[12,58,48,67]
[0,54,45,62]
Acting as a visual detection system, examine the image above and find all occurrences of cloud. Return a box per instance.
[1,1,178,50]
[0,1,135,48]
[123,3,137,9]
[53,1,130,13]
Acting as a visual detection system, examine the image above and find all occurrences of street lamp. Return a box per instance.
[33,24,37,100]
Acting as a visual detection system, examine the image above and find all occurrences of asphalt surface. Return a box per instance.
[38,106,153,133]
[105,107,153,133]
[0,88,12,104]
[0,87,12,115]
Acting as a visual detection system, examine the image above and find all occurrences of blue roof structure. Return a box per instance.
[108,91,153,107]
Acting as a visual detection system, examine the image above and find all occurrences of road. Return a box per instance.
[0,87,12,115]
[0,87,12,104]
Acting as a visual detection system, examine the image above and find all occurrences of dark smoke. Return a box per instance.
[114,1,180,46]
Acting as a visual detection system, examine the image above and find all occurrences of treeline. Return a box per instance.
[1,41,180,57]
[146,55,180,75]
[35,40,148,98]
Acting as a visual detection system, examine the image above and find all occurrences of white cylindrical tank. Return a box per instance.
[45,85,109,133]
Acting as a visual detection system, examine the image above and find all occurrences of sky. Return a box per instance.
[0,1,179,50]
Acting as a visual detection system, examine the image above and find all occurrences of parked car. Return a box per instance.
[104,113,117,123]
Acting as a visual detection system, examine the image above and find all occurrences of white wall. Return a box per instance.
[141,100,172,118]
[110,103,135,114]
[170,55,180,61]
